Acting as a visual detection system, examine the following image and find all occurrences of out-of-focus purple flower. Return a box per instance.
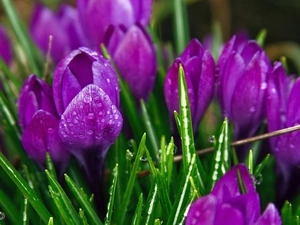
[18,75,70,165]
[217,35,271,139]
[0,25,12,65]
[77,0,152,46]
[164,39,215,131]
[53,47,122,154]
[104,24,157,101]
[267,62,300,175]
[186,164,281,225]
[30,4,88,63]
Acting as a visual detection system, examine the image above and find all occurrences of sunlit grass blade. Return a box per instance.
[177,64,206,194]
[247,150,253,174]
[48,217,54,225]
[2,0,41,75]
[142,182,159,225]
[132,193,144,225]
[46,153,57,181]
[64,174,103,225]
[0,152,51,223]
[253,154,270,178]
[0,190,18,225]
[46,170,81,225]
[173,0,190,54]
[140,99,159,162]
[104,164,118,225]
[281,201,294,225]
[118,134,147,224]
[207,118,230,191]
[79,209,88,225]
[21,198,30,225]
[256,29,267,47]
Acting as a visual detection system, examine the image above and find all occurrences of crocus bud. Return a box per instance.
[30,4,88,63]
[53,47,122,154]
[217,35,270,139]
[164,39,215,131]
[77,0,153,46]
[105,24,157,101]
[186,164,281,225]
[267,62,299,175]
[18,75,70,165]
[0,25,12,65]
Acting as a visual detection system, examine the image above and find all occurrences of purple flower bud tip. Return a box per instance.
[77,0,153,46]
[18,75,70,165]
[53,47,123,155]
[105,24,157,101]
[164,39,215,131]
[186,164,281,225]
[0,25,12,65]
[217,35,270,139]
[267,62,300,171]
[30,4,88,63]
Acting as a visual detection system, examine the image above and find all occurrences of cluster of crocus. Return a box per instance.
[164,39,215,131]
[30,4,88,63]
[217,35,271,140]
[0,25,12,65]
[186,164,281,225]
[267,62,300,181]
[18,47,123,172]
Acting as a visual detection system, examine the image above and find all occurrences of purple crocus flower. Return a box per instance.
[164,39,215,131]
[53,47,122,157]
[30,4,88,63]
[18,75,70,166]
[217,35,271,140]
[77,0,153,46]
[0,25,12,65]
[186,164,281,225]
[267,62,299,180]
[104,24,157,101]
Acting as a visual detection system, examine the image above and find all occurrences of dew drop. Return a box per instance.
[126,150,134,160]
[253,174,263,185]
[208,135,215,143]
[173,145,178,154]
[140,155,148,162]
[104,63,108,67]
[289,144,295,149]
[261,82,267,90]
[99,111,103,116]
[87,130,93,135]
[107,78,110,83]
[87,112,95,120]
[114,114,119,120]
[72,111,77,116]
[47,127,54,134]
[0,211,5,220]
[249,106,256,112]
[74,119,79,124]
[83,94,92,103]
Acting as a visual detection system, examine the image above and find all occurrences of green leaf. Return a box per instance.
[256,29,267,47]
[167,154,196,225]
[46,153,57,181]
[173,0,190,54]
[247,150,253,175]
[281,201,293,225]
[0,190,18,225]
[104,164,118,225]
[253,154,270,178]
[47,217,54,225]
[118,134,147,224]
[64,174,103,225]
[207,118,231,191]
[132,193,144,225]
[178,64,206,194]
[0,152,51,223]
[46,170,81,225]
[142,182,159,225]
[79,209,88,225]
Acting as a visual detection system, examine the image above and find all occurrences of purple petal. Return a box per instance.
[217,35,237,73]
[59,84,122,154]
[286,77,300,127]
[240,41,263,66]
[18,75,57,130]
[186,194,217,225]
[194,50,215,126]
[218,52,245,117]
[30,4,70,63]
[180,39,203,63]
[22,110,70,165]
[211,164,255,201]
[0,25,12,64]
[254,203,281,225]
[130,0,152,25]
[113,25,156,100]
[230,52,268,132]
[214,203,245,225]
[104,25,126,56]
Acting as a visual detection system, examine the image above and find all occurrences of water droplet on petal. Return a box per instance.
[84,94,92,103]
[87,112,94,120]
[261,82,267,90]
[87,130,93,135]
[250,107,256,112]
[47,128,54,134]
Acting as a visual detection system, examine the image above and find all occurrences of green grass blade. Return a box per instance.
[167,154,196,225]
[142,182,159,225]
[79,209,88,225]
[132,193,144,225]
[118,134,147,224]
[104,164,118,225]
[254,154,270,178]
[48,217,54,225]
[64,174,103,225]
[0,190,18,225]
[46,153,57,181]
[173,0,190,54]
[178,65,206,193]
[247,150,253,175]
[2,0,41,75]
[46,170,81,225]
[0,152,51,223]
